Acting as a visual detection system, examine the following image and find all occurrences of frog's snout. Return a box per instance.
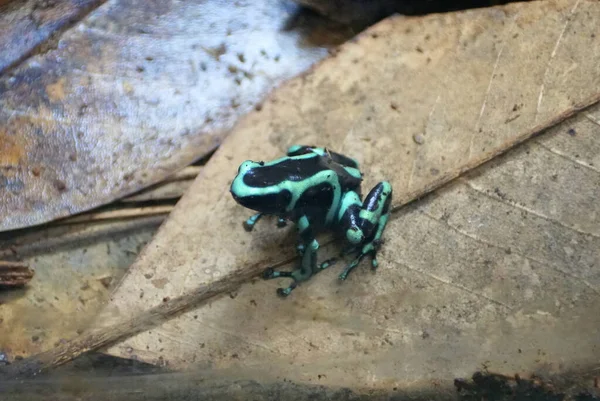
[240,160,262,172]
[232,161,256,187]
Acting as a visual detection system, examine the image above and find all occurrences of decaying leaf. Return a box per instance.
[83,0,600,388]
[0,0,350,231]
[0,0,103,75]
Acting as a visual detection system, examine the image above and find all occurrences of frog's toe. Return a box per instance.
[338,254,366,281]
[276,282,297,297]
[262,267,275,279]
[338,248,382,280]
[318,257,337,271]
[263,267,294,280]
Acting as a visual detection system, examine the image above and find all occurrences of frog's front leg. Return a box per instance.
[243,213,288,232]
[263,215,325,297]
[338,181,393,280]
[242,212,263,232]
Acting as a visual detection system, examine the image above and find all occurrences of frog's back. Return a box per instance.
[245,153,360,189]
[287,154,362,226]
[241,152,362,226]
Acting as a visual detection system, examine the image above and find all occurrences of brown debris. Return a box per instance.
[0,261,34,288]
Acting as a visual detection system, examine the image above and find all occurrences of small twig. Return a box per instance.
[167,166,202,181]
[121,180,194,203]
[0,216,165,260]
[54,206,174,225]
[0,261,34,287]
[52,167,200,220]
[121,166,201,202]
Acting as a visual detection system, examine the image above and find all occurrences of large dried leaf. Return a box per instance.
[0,0,103,74]
[0,0,349,231]
[94,0,600,388]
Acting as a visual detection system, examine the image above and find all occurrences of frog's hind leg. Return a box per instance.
[337,181,393,280]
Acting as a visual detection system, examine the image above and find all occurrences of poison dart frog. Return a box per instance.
[230,145,392,297]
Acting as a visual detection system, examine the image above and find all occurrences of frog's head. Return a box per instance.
[230,160,292,215]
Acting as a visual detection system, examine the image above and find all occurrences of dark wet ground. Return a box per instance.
[2,355,600,401]
[294,0,527,27]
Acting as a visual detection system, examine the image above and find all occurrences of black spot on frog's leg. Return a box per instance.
[336,190,363,246]
[338,203,362,237]
[363,182,388,212]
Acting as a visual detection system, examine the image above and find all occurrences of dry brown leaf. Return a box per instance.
[0,0,103,74]
[0,0,349,231]
[86,0,600,388]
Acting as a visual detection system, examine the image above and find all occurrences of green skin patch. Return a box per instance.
[230,145,393,297]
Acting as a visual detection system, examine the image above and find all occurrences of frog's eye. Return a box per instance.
[239,161,254,173]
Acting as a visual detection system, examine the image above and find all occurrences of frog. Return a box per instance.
[230,145,392,297]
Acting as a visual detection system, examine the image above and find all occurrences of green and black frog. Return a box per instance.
[230,145,392,297]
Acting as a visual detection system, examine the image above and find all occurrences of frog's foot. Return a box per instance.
[338,240,382,281]
[338,253,367,281]
[317,257,338,272]
[262,267,295,280]
[243,213,263,232]
[369,239,384,270]
[262,267,309,298]
[262,258,337,297]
